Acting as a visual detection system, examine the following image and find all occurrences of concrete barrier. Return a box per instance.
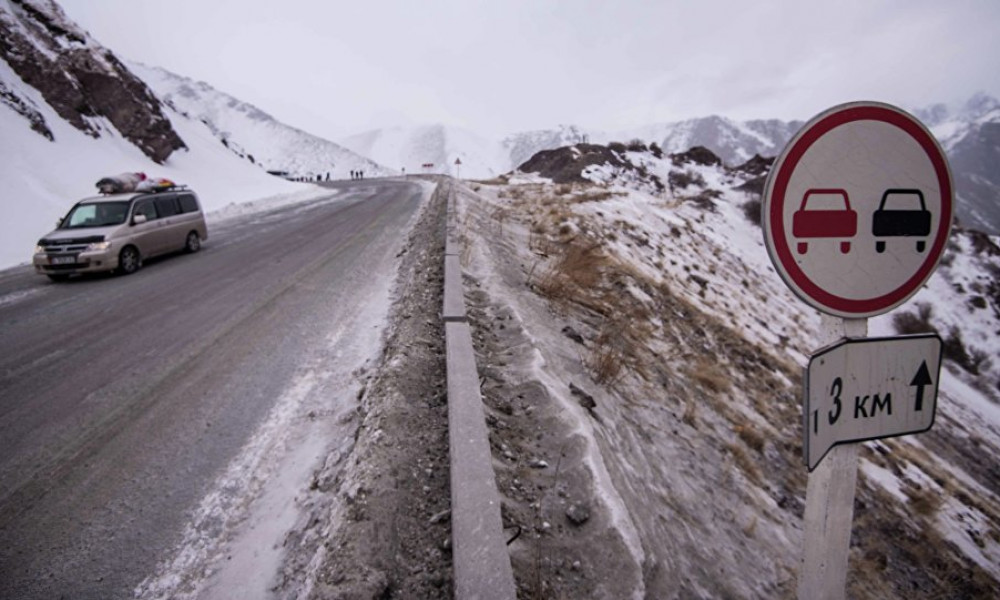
[441,181,517,599]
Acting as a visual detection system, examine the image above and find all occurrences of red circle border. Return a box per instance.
[768,105,953,316]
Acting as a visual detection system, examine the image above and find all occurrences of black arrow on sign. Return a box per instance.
[910,361,933,411]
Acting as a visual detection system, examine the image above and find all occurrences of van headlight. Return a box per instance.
[86,241,112,251]
[34,244,45,254]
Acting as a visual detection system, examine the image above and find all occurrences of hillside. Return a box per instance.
[451,143,1000,597]
[132,63,389,181]
[0,0,183,163]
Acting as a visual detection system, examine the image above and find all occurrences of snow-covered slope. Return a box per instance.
[456,146,1000,598]
[132,63,389,181]
[0,0,184,163]
[340,124,507,180]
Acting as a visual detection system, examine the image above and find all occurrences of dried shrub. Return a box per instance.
[626,139,648,152]
[668,169,704,190]
[650,142,664,159]
[742,198,762,227]
[536,242,609,304]
[688,358,731,394]
[587,325,627,385]
[608,141,627,154]
[942,326,985,374]
[734,424,765,454]
[892,303,935,335]
[727,442,763,486]
[904,484,943,517]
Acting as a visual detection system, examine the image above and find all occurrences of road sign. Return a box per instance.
[804,333,942,470]
[763,102,954,318]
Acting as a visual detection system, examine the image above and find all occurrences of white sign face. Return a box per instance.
[764,102,954,318]
[805,334,942,471]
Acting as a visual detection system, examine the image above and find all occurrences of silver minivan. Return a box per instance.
[33,187,208,281]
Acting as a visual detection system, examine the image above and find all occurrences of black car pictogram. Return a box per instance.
[872,189,931,253]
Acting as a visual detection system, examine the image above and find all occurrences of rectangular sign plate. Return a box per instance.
[805,333,942,470]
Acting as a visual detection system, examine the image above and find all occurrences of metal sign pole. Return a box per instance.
[798,314,867,600]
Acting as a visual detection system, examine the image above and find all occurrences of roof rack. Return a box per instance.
[145,184,189,193]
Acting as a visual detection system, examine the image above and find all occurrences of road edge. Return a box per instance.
[442,179,517,600]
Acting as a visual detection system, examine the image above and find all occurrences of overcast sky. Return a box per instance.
[57,0,1000,141]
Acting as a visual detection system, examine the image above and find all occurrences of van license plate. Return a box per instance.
[51,256,76,265]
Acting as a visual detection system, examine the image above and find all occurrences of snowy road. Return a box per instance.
[0,179,426,599]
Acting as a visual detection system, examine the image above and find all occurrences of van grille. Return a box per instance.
[39,236,102,254]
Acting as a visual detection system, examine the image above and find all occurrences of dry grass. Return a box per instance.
[686,357,732,395]
[734,423,766,454]
[904,484,944,517]
[535,241,609,304]
[585,314,653,385]
[682,400,698,428]
[727,442,763,487]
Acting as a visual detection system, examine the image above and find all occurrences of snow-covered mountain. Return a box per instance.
[628,116,803,166]
[132,63,389,181]
[502,102,1000,234]
[0,0,184,163]
[349,101,999,235]
[921,94,1000,236]
[340,124,506,180]
[502,124,591,172]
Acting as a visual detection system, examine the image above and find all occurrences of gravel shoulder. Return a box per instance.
[277,180,453,599]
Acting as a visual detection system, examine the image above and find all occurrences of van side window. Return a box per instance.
[177,193,199,213]
[134,200,158,221]
[155,196,180,217]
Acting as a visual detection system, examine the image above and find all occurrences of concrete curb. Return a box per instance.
[441,180,517,599]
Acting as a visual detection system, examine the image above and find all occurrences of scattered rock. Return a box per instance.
[529,459,549,469]
[565,502,591,526]
[562,326,585,344]
[569,383,596,412]
[429,509,451,524]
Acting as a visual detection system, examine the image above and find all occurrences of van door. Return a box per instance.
[153,194,185,253]
[129,197,163,257]
[176,192,208,244]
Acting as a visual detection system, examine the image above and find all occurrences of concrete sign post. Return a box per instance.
[762,101,953,600]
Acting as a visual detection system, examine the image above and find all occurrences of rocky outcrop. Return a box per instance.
[670,145,722,167]
[0,0,185,163]
[518,143,628,183]
[0,78,52,139]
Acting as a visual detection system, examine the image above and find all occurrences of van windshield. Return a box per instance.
[62,202,130,228]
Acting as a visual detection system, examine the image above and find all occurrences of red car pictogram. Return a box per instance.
[792,189,858,254]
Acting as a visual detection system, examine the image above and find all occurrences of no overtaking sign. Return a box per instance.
[763,101,954,318]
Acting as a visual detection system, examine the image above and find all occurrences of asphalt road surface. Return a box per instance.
[0,179,425,599]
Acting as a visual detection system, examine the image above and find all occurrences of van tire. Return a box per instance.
[185,231,201,253]
[118,246,141,275]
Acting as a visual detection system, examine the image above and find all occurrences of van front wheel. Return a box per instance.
[185,231,201,253]
[118,246,141,275]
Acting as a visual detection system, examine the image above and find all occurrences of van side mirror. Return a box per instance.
[133,214,147,225]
